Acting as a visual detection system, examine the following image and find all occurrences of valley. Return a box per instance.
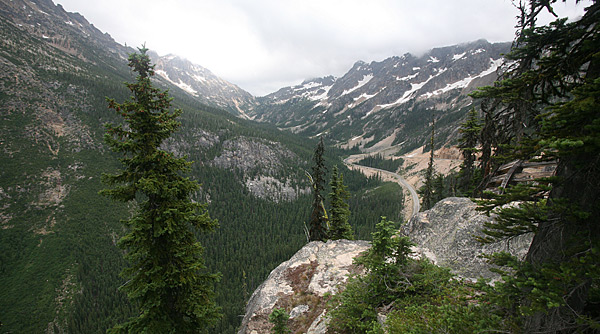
[0,1,406,332]
[4,0,597,333]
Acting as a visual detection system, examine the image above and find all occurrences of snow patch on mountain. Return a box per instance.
[452,52,466,60]
[348,92,378,109]
[342,74,373,96]
[397,73,419,81]
[378,78,431,109]
[175,80,198,96]
[193,74,207,83]
[310,85,333,101]
[424,57,503,97]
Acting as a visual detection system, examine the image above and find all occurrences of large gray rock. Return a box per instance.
[239,197,532,333]
[238,239,370,334]
[402,197,532,280]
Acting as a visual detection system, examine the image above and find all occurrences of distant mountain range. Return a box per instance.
[251,40,510,151]
[150,38,510,153]
[1,0,509,153]
[149,51,257,117]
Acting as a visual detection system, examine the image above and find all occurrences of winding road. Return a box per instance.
[344,155,420,220]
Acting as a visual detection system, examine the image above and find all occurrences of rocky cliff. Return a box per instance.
[238,239,370,334]
[403,197,532,281]
[239,197,533,333]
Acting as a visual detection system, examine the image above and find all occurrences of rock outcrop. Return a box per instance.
[240,197,533,333]
[238,239,370,334]
[402,197,532,281]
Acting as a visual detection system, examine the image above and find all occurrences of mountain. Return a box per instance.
[0,0,257,116]
[252,40,510,153]
[0,0,132,59]
[148,51,257,117]
[0,1,401,333]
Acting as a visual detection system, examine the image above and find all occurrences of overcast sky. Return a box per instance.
[53,0,587,96]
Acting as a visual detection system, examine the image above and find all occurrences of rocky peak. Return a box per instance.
[147,51,256,117]
[252,40,511,152]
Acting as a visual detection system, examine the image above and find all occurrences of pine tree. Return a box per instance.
[419,116,435,210]
[457,107,482,194]
[328,165,354,240]
[472,2,600,331]
[307,137,328,241]
[101,46,220,333]
[432,173,445,204]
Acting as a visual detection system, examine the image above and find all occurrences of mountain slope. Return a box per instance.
[252,40,510,153]
[149,51,257,117]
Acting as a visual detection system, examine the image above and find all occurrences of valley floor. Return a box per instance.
[345,145,462,220]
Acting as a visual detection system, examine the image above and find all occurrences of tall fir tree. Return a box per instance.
[328,165,354,240]
[432,173,445,204]
[457,107,482,194]
[307,137,328,241]
[419,116,436,210]
[101,46,220,333]
[472,1,600,331]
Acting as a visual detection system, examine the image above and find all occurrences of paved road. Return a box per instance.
[344,156,420,219]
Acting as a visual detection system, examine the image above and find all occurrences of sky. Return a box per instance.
[53,0,588,96]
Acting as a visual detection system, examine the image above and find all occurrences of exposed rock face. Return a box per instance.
[402,197,533,281]
[238,239,370,334]
[240,197,533,333]
[212,136,309,201]
[245,176,310,203]
[212,137,297,174]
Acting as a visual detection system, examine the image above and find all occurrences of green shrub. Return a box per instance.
[269,308,291,334]
[326,217,506,333]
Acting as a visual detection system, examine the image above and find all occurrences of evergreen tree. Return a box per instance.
[101,46,220,333]
[307,137,328,241]
[457,107,482,194]
[419,116,436,210]
[268,308,291,334]
[328,165,354,240]
[432,173,445,204]
[472,2,600,331]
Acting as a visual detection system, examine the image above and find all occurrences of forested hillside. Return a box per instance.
[0,1,404,333]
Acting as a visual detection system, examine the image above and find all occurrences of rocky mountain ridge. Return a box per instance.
[250,40,510,153]
[0,0,132,60]
[0,0,258,116]
[2,0,512,156]
[149,51,257,117]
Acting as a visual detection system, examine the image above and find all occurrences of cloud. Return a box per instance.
[54,0,589,96]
